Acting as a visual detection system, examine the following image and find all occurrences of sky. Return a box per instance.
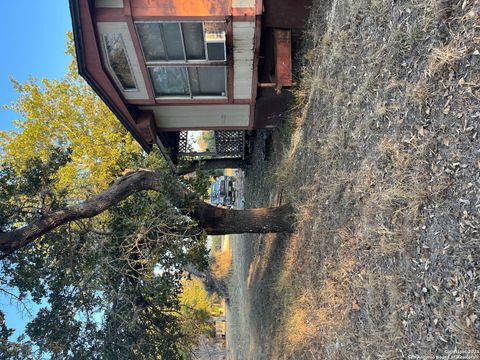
[0,2,72,131]
[0,1,73,340]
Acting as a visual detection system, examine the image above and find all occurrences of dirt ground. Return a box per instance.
[227,0,480,358]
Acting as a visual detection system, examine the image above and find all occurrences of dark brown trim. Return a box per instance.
[124,10,156,102]
[144,62,227,67]
[234,99,252,105]
[248,104,255,129]
[69,0,152,152]
[123,0,132,16]
[226,18,234,103]
[175,158,246,175]
[96,7,125,21]
[232,16,256,22]
[127,99,227,105]
[250,15,262,128]
[136,110,156,143]
[128,98,251,106]
[154,135,177,172]
[155,98,230,105]
[256,0,264,15]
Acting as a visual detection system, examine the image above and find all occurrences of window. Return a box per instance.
[136,21,227,98]
[148,67,189,97]
[149,66,226,98]
[189,67,226,96]
[102,33,136,91]
[136,22,206,62]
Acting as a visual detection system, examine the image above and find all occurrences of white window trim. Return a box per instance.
[101,33,138,92]
[148,66,228,100]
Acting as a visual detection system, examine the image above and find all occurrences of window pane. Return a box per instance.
[149,67,189,97]
[189,67,226,97]
[206,42,225,61]
[136,23,166,62]
[182,23,205,60]
[162,23,185,61]
[103,33,136,90]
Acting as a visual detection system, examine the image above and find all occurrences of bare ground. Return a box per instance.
[227,0,480,358]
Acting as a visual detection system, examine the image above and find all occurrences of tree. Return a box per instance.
[0,34,141,197]
[0,35,293,359]
[0,310,34,360]
[0,169,293,257]
[177,277,219,349]
[0,150,211,359]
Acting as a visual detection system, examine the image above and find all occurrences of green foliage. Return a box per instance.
[177,277,219,349]
[0,36,212,359]
[1,152,211,359]
[0,166,16,231]
[0,146,71,234]
[1,62,141,198]
[0,310,33,360]
[184,169,211,199]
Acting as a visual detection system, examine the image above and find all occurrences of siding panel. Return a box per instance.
[233,22,255,100]
[141,105,250,129]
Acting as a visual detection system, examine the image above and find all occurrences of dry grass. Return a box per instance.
[210,249,232,280]
[284,291,323,347]
[280,288,340,355]
[231,0,480,358]
[406,79,430,105]
[426,42,468,77]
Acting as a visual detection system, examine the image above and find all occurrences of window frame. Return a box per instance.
[101,33,138,92]
[134,21,228,100]
[147,65,228,100]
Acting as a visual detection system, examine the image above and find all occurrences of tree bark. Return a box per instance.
[0,170,293,257]
[175,158,245,176]
[195,202,294,235]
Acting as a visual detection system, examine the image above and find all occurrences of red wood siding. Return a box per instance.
[130,0,231,17]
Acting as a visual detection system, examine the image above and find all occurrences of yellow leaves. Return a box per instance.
[179,277,218,314]
[1,59,142,198]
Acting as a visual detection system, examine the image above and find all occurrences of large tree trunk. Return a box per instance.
[175,158,245,176]
[0,170,293,257]
[195,202,294,235]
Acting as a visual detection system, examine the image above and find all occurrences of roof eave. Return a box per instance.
[68,0,153,153]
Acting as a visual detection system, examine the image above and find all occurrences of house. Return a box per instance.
[69,0,310,171]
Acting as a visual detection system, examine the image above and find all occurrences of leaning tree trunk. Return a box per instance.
[195,202,293,235]
[0,170,294,258]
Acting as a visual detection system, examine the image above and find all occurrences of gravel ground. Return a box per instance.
[227,0,480,358]
[226,132,288,359]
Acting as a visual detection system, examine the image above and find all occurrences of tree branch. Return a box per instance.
[0,287,33,317]
[0,170,166,257]
[0,169,294,259]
